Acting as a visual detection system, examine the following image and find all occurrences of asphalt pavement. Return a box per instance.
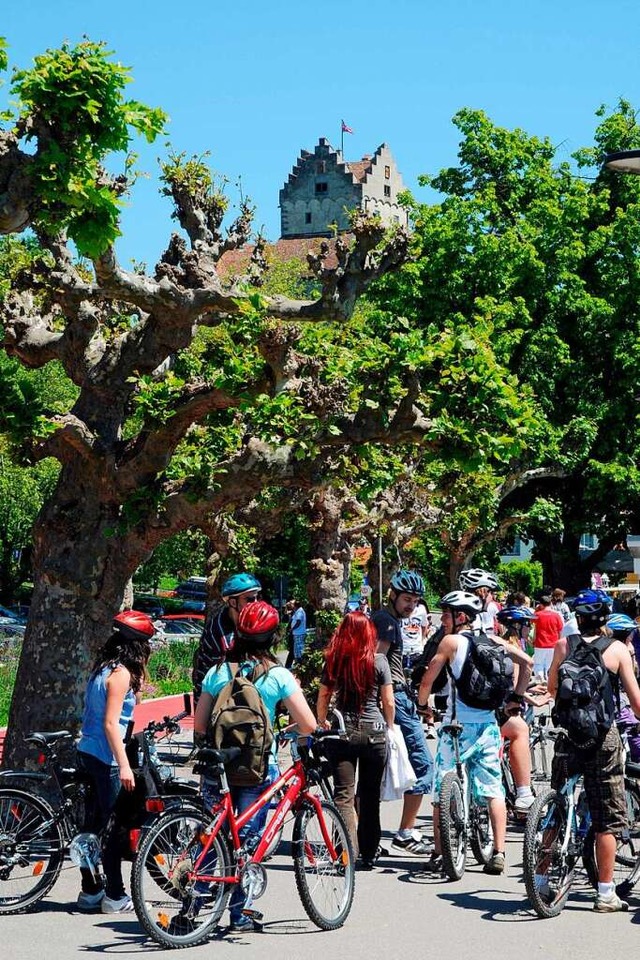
[4,716,640,960]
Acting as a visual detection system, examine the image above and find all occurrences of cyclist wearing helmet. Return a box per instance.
[604,614,640,763]
[192,572,261,703]
[194,601,316,932]
[548,589,640,912]
[459,568,501,636]
[418,591,532,875]
[76,610,156,913]
[495,605,540,812]
[371,569,434,855]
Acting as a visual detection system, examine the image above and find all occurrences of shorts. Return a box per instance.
[551,727,627,836]
[433,721,504,803]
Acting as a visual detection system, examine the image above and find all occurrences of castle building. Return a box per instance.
[279,137,408,239]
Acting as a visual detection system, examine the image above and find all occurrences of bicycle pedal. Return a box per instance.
[242,908,264,921]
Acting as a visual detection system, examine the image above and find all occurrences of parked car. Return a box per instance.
[174,576,207,600]
[152,614,204,647]
[0,604,27,624]
[132,594,165,617]
[0,615,26,636]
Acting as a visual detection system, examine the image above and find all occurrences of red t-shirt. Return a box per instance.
[533,607,564,648]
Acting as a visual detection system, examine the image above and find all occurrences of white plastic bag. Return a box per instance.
[380,724,417,801]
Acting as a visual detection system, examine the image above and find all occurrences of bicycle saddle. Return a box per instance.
[26,730,73,745]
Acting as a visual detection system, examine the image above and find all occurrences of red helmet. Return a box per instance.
[237,601,279,646]
[113,610,156,642]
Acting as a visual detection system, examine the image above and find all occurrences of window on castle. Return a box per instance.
[384,184,391,197]
[316,161,326,174]
[315,182,328,195]
[384,165,391,179]
[305,212,312,224]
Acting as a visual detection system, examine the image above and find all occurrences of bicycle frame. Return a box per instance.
[192,755,338,889]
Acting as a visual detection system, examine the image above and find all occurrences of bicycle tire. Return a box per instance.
[0,787,65,915]
[582,778,640,894]
[523,789,574,918]
[470,800,493,866]
[439,771,467,880]
[292,798,354,930]
[132,807,231,948]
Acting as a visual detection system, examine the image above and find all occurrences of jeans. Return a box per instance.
[327,725,387,860]
[393,689,434,794]
[201,763,279,923]
[76,750,125,899]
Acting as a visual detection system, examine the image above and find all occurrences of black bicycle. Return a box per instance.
[0,694,197,914]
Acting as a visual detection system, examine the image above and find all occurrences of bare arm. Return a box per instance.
[283,687,317,735]
[617,644,640,717]
[417,634,456,706]
[194,691,214,736]
[380,682,395,728]
[316,683,333,728]
[104,666,135,792]
[547,637,569,700]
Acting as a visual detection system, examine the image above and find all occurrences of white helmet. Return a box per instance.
[438,590,483,618]
[458,568,499,592]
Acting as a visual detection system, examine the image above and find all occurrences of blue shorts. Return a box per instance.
[433,722,504,803]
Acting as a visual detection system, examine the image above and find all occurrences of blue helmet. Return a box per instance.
[390,570,425,597]
[221,572,261,598]
[570,589,612,616]
[606,613,637,635]
[496,605,535,625]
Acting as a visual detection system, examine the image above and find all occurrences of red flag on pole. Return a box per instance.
[341,120,354,134]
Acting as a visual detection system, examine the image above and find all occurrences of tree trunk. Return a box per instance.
[2,469,136,769]
[306,488,350,615]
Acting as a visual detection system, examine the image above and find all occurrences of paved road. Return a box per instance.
[4,720,640,960]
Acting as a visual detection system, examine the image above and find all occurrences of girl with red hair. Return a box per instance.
[317,611,395,869]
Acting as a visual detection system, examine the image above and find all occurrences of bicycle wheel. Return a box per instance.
[582,779,640,894]
[531,733,551,783]
[523,789,575,918]
[132,808,231,948]
[0,788,65,914]
[470,800,493,866]
[292,798,354,930]
[439,771,467,880]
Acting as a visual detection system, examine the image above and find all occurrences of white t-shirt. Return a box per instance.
[400,606,429,656]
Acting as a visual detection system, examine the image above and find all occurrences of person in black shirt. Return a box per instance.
[372,570,434,855]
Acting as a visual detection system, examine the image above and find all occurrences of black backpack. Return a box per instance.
[208,662,274,786]
[452,631,514,711]
[410,626,449,694]
[552,635,617,751]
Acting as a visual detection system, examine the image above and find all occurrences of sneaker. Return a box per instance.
[424,853,443,873]
[228,916,263,933]
[101,894,134,914]
[77,889,105,911]
[356,857,375,871]
[514,793,535,812]
[483,851,505,875]
[391,831,432,856]
[593,892,629,913]
[425,724,437,740]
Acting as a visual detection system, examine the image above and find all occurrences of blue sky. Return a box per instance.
[3,1,640,267]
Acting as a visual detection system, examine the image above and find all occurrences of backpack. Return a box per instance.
[551,635,618,751]
[410,626,449,694]
[208,662,274,786]
[451,631,514,711]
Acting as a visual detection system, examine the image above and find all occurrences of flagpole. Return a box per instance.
[341,121,344,158]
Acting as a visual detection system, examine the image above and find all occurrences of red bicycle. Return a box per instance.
[131,725,354,947]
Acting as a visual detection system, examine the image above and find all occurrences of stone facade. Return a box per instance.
[280,137,408,238]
